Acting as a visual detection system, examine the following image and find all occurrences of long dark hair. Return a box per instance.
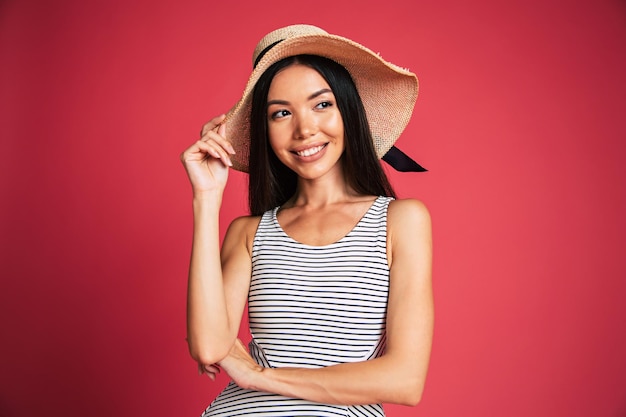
[248,54,396,215]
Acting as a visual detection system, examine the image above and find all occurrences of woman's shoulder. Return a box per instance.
[387,198,431,228]
[386,198,432,267]
[224,214,264,248]
[228,214,263,234]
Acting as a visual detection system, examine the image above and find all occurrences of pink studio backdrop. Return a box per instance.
[1,1,625,416]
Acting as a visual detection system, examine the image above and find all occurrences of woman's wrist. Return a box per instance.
[248,365,271,392]
[192,189,223,210]
[192,187,223,200]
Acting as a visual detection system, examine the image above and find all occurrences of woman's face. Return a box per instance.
[266,64,345,180]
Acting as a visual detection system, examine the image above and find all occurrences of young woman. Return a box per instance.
[180,25,433,416]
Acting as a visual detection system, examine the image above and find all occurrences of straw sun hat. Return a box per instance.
[222,24,425,173]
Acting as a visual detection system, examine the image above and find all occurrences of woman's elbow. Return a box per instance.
[187,339,231,365]
[399,388,423,407]
[393,377,425,406]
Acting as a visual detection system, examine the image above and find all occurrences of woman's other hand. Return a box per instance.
[198,362,222,382]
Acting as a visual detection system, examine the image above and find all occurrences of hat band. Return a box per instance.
[254,39,283,68]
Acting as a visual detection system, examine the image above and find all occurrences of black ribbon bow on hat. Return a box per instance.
[383,146,427,172]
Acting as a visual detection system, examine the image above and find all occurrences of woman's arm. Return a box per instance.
[186,208,253,365]
[219,198,433,406]
[181,115,254,366]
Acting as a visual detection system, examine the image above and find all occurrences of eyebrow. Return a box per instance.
[266,88,334,107]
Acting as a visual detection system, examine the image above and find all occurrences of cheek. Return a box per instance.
[268,117,293,134]
[328,112,345,139]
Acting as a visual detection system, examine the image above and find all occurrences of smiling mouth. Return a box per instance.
[294,144,327,157]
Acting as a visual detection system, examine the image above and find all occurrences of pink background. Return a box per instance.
[1,1,625,416]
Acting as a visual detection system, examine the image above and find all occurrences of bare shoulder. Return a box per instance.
[386,199,432,266]
[387,198,431,229]
[223,215,263,253]
[227,214,263,234]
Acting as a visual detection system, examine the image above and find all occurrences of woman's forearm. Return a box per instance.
[249,355,426,406]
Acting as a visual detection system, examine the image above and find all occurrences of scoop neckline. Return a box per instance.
[271,196,384,248]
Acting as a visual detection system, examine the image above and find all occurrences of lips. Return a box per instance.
[293,143,328,157]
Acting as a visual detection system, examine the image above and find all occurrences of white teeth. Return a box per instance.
[296,145,324,157]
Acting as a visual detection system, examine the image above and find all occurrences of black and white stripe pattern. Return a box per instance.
[201,196,392,417]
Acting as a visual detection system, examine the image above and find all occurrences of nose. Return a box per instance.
[293,110,317,139]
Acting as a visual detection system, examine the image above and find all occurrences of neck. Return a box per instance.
[286,171,357,209]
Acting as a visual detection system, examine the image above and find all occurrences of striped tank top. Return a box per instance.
[201,196,393,417]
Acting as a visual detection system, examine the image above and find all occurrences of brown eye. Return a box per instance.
[316,101,332,109]
[270,109,291,119]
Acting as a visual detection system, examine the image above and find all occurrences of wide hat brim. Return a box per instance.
[223,31,419,173]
